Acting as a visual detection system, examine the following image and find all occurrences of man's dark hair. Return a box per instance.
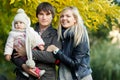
[36,2,55,18]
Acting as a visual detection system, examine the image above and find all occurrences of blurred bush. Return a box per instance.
[0,56,16,80]
[91,40,120,80]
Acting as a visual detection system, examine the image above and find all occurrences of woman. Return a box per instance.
[47,6,93,80]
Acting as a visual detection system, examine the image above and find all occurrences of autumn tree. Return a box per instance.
[8,0,120,39]
[7,0,120,30]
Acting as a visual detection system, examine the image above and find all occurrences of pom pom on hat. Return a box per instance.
[26,59,35,68]
[17,8,25,13]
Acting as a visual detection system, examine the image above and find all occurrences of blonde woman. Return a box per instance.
[47,6,93,80]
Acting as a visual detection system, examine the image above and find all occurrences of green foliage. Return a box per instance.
[0,0,13,60]
[9,0,40,23]
[91,40,120,80]
[89,24,111,40]
[0,60,16,80]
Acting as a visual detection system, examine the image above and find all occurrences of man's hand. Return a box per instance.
[14,43,26,58]
[22,64,39,78]
[46,45,58,52]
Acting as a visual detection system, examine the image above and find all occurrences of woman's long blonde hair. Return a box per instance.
[57,6,89,47]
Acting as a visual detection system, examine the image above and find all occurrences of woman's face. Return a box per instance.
[37,10,52,28]
[60,10,76,29]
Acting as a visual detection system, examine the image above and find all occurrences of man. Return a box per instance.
[12,2,61,80]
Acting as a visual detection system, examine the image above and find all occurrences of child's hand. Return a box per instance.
[5,54,11,61]
[38,45,44,51]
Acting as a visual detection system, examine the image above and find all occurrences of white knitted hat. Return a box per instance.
[12,8,31,30]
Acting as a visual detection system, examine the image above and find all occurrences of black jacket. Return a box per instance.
[54,30,92,80]
[32,23,61,80]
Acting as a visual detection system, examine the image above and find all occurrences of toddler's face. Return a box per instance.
[15,21,25,30]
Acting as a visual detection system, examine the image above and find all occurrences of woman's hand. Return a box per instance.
[14,43,26,58]
[46,45,59,52]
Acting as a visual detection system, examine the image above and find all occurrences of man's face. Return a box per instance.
[37,10,52,27]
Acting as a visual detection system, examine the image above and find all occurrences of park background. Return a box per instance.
[0,0,120,80]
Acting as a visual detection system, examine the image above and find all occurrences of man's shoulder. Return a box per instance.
[48,27,57,34]
[48,26,57,31]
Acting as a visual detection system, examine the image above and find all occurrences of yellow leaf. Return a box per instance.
[27,0,31,2]
[24,0,26,4]
[10,0,15,4]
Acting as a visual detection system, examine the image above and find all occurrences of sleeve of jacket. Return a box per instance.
[4,32,14,55]
[32,32,61,64]
[54,39,89,70]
